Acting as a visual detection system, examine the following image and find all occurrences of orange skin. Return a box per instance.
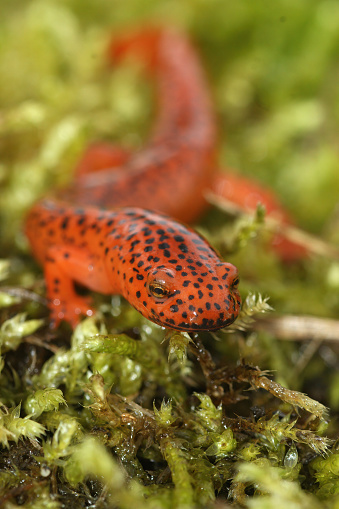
[25,28,304,329]
[25,28,240,329]
[58,28,216,224]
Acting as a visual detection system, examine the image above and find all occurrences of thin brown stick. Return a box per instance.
[253,314,339,342]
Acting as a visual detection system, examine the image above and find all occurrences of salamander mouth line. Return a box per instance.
[155,316,237,332]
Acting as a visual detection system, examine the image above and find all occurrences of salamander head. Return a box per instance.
[115,210,241,332]
[140,262,240,331]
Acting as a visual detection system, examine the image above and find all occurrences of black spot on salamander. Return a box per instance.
[129,240,140,252]
[170,305,179,313]
[166,318,176,325]
[174,235,185,242]
[61,217,69,229]
[163,250,171,258]
[178,243,188,253]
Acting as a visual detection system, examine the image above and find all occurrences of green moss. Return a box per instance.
[1,0,339,507]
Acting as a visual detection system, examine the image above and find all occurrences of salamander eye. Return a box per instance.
[148,280,170,299]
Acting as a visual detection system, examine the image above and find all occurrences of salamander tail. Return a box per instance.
[107,27,164,70]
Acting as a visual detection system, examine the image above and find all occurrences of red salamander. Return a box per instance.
[25,28,241,330]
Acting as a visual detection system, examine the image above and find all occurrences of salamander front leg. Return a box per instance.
[44,246,96,328]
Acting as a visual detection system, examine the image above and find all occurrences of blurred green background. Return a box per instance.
[1,0,339,241]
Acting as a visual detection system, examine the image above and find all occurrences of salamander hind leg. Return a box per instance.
[44,246,97,328]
